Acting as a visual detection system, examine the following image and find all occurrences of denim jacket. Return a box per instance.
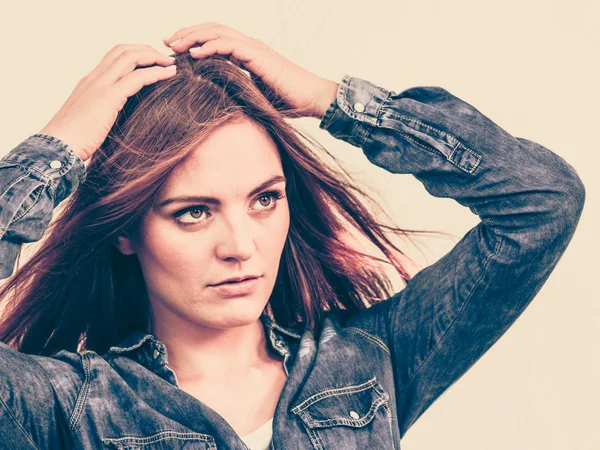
[0,75,585,449]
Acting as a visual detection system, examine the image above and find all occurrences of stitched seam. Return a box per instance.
[386,111,450,136]
[454,142,481,162]
[1,159,24,166]
[384,111,483,168]
[0,170,30,199]
[1,159,54,183]
[47,179,57,197]
[346,327,390,355]
[2,151,80,193]
[395,130,445,155]
[337,76,349,112]
[449,141,482,174]
[107,334,156,356]
[268,321,302,339]
[358,89,390,148]
[376,90,393,126]
[11,185,44,223]
[101,431,214,445]
[305,426,324,450]
[110,334,154,352]
[0,171,32,239]
[302,395,387,428]
[25,165,54,182]
[291,377,377,412]
[394,130,481,174]
[4,350,64,444]
[21,133,82,177]
[0,394,40,449]
[382,402,397,450]
[69,352,92,432]
[397,234,505,390]
[336,77,383,127]
[320,97,339,130]
[301,380,376,409]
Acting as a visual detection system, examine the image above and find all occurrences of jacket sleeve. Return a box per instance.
[319,75,585,438]
[0,133,86,279]
[0,342,73,449]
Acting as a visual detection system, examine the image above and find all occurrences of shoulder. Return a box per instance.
[318,306,393,357]
[0,341,76,448]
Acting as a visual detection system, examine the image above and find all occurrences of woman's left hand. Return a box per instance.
[163,23,339,119]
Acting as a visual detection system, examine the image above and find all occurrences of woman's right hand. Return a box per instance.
[39,44,177,162]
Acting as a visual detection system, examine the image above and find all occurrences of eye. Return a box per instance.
[254,190,285,211]
[172,189,286,227]
[173,206,210,226]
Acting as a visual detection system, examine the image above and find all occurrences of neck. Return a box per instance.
[151,310,273,383]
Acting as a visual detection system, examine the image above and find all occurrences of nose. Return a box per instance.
[214,212,256,262]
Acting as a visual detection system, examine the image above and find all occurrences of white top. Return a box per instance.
[240,417,273,450]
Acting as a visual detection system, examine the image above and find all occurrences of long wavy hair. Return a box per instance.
[0,53,449,357]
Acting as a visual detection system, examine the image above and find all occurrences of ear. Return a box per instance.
[113,232,136,255]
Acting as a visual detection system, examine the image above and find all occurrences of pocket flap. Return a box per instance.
[291,377,390,429]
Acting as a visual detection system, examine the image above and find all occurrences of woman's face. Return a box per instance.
[117,116,290,333]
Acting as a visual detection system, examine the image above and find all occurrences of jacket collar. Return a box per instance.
[102,312,303,362]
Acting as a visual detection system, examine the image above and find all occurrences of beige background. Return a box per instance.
[0,1,597,449]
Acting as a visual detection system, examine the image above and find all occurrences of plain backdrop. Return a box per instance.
[0,1,597,449]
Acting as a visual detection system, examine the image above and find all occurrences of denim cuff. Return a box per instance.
[2,133,87,205]
[319,74,391,148]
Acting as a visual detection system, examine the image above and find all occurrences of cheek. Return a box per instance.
[135,220,210,276]
[280,208,291,245]
[265,205,290,259]
[135,206,290,274]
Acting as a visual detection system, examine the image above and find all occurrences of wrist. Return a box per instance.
[311,79,339,119]
[39,126,89,162]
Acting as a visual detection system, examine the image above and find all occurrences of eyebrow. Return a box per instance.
[155,175,287,209]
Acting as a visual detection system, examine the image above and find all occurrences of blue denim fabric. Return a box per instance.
[0,74,585,449]
[0,133,86,278]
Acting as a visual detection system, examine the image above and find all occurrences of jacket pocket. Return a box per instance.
[101,430,216,449]
[291,377,397,449]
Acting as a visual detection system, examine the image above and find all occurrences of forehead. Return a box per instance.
[160,117,284,198]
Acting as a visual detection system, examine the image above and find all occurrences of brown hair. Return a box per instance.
[0,53,449,356]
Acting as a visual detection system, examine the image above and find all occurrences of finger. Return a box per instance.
[98,49,177,86]
[83,44,172,89]
[163,23,213,42]
[115,65,178,106]
[167,24,244,53]
[91,44,162,77]
[188,37,254,64]
[163,22,242,46]
[163,23,216,48]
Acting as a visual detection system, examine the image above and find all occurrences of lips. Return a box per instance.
[209,276,261,296]
[212,275,260,286]
[219,277,255,285]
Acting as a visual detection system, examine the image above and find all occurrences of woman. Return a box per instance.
[0,23,585,450]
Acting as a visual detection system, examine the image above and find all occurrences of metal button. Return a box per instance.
[349,410,360,419]
[152,349,160,359]
[353,102,365,113]
[49,160,62,169]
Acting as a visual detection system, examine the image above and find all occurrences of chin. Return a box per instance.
[201,301,267,329]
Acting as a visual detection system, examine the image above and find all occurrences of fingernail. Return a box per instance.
[169,38,181,46]
[189,47,202,53]
[165,65,177,70]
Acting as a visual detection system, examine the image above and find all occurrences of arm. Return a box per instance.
[319,75,585,437]
[0,137,86,448]
[0,342,73,449]
[0,133,86,279]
